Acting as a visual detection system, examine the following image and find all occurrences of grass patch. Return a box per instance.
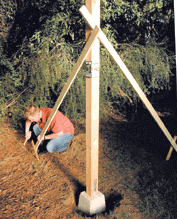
[104,115,177,218]
[32,164,41,170]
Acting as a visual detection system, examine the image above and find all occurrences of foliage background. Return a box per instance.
[0,1,177,218]
[0,0,175,128]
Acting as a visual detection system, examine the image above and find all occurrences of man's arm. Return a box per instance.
[25,120,32,139]
[37,131,63,142]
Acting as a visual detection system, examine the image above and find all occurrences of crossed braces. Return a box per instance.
[25,5,177,161]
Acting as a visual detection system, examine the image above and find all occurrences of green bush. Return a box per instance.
[0,39,173,129]
[100,41,173,117]
[0,0,174,128]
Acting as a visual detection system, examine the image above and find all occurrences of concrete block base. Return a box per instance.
[78,191,106,215]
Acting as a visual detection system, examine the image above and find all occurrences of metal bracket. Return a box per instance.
[86,61,100,77]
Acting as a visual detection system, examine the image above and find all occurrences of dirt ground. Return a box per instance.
[0,97,177,218]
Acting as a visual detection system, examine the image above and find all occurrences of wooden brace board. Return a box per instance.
[32,26,100,160]
[166,136,177,161]
[79,5,177,153]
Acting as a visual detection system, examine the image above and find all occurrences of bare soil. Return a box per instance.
[1,98,177,218]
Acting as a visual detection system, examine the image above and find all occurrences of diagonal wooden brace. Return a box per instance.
[79,5,177,154]
[32,26,100,160]
[31,140,39,161]
[166,136,177,161]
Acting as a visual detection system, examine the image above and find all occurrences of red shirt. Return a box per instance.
[37,108,74,134]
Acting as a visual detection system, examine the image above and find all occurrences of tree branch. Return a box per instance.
[5,87,29,109]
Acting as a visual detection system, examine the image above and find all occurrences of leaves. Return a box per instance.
[0,0,175,127]
[101,0,173,46]
[100,41,173,114]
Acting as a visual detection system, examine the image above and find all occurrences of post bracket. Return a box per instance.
[86,61,100,77]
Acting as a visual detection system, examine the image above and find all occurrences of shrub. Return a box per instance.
[1,40,173,129]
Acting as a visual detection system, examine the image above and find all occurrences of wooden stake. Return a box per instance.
[23,131,31,146]
[23,138,28,146]
[31,140,39,161]
[79,5,177,153]
[32,26,100,160]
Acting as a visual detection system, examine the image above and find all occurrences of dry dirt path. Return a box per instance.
[0,116,151,219]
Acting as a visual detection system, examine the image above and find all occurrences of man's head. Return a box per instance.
[24,105,41,122]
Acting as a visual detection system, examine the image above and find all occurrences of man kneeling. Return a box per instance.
[24,104,74,153]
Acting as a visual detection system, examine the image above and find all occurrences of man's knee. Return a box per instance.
[46,143,59,153]
[47,142,67,153]
[46,143,54,152]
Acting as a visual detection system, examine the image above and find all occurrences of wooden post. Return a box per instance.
[78,4,105,215]
[85,0,100,197]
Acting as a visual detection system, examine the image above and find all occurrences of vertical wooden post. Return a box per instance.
[86,0,100,197]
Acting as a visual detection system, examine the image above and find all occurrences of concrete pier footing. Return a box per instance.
[78,191,106,215]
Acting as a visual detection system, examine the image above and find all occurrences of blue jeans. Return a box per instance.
[33,124,74,153]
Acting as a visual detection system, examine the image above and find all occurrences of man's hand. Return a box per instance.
[24,131,31,145]
[37,135,45,142]
[37,131,63,142]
